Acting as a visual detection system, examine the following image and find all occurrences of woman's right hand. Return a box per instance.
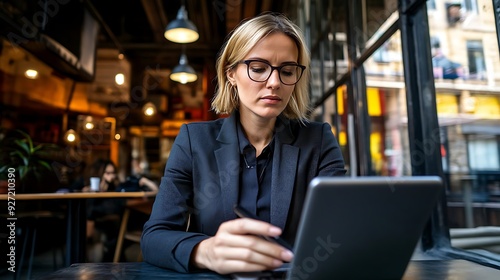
[191,218,294,274]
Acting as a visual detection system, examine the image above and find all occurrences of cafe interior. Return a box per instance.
[1,0,500,279]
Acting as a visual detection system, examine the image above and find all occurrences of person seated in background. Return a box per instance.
[83,158,125,262]
[117,158,158,194]
[75,158,157,262]
[65,159,125,262]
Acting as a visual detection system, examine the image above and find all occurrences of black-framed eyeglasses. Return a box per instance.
[238,60,306,85]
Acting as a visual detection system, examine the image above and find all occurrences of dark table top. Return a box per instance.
[37,259,500,279]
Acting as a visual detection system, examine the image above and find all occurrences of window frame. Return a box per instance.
[293,0,500,269]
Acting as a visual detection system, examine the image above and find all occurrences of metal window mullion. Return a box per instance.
[330,0,341,138]
[495,0,500,52]
[346,0,372,176]
[398,0,451,250]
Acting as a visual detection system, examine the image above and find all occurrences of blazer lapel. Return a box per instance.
[214,113,299,226]
[215,114,240,221]
[271,116,298,230]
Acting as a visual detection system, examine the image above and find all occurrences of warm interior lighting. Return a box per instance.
[115,73,125,85]
[85,122,94,130]
[84,116,94,130]
[24,69,38,79]
[114,133,121,140]
[164,5,199,43]
[143,102,156,116]
[64,129,77,143]
[170,53,197,84]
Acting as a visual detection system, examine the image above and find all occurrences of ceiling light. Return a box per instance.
[170,53,197,84]
[24,69,38,79]
[115,73,125,85]
[164,5,199,43]
[143,102,157,116]
[84,116,94,130]
[64,129,77,143]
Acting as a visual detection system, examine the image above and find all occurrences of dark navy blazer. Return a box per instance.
[141,113,346,272]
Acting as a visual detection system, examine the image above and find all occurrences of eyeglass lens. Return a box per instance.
[246,61,303,85]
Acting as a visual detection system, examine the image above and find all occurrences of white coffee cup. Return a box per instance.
[90,177,100,192]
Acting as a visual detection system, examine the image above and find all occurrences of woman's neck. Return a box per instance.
[239,113,276,156]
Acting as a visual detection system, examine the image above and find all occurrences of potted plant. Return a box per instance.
[0,128,61,193]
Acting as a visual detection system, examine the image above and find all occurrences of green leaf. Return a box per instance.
[14,139,30,155]
[10,150,28,166]
[15,130,34,152]
[38,160,52,171]
[18,166,27,179]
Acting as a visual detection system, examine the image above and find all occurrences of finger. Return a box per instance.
[216,246,284,268]
[215,231,294,262]
[213,259,276,275]
[222,218,283,237]
[222,219,293,260]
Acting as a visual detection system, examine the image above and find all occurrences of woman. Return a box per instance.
[85,159,124,262]
[84,159,120,192]
[141,12,346,274]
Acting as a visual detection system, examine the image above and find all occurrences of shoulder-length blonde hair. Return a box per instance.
[211,12,311,121]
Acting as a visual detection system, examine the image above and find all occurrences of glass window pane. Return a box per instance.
[468,136,499,171]
[365,30,412,176]
[429,0,500,257]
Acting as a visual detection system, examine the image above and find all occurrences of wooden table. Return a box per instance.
[0,191,156,266]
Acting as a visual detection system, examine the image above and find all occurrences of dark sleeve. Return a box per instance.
[141,124,210,272]
[317,123,347,176]
[69,177,85,191]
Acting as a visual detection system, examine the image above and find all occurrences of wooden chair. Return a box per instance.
[113,198,154,262]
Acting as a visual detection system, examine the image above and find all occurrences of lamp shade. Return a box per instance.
[170,53,198,84]
[164,6,199,43]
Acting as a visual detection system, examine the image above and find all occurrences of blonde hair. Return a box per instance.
[211,12,311,121]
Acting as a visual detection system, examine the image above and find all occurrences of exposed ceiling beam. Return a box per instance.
[114,42,219,52]
[141,0,168,43]
[225,0,243,33]
[262,0,273,11]
[199,0,212,43]
[243,0,257,20]
[84,0,124,52]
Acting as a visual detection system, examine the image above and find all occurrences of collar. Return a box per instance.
[217,111,295,146]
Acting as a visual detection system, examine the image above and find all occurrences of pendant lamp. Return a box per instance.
[164,5,199,43]
[64,129,77,144]
[143,102,157,116]
[170,51,197,84]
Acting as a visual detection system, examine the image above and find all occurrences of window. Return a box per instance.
[333,36,346,61]
[466,40,486,79]
[462,0,478,14]
[427,0,436,10]
[446,3,463,25]
[294,0,500,269]
[468,136,500,171]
